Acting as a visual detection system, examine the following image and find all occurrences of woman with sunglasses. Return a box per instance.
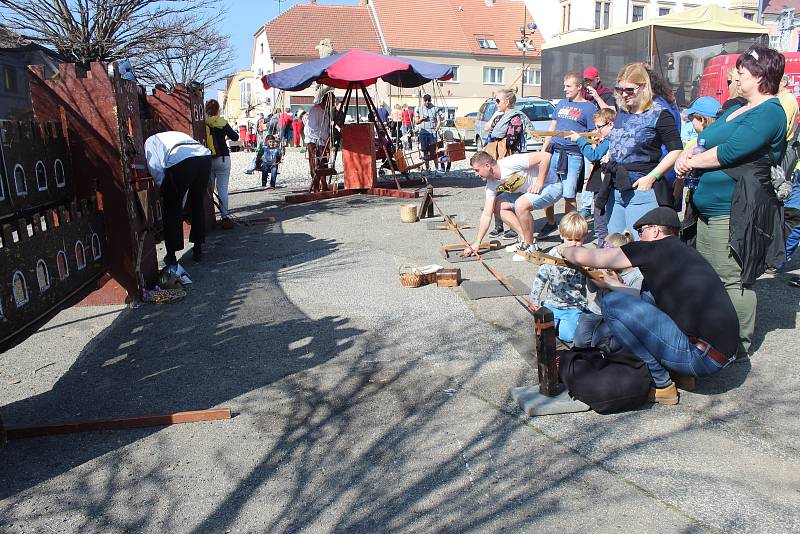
[485,88,530,240]
[604,63,682,239]
[675,45,787,355]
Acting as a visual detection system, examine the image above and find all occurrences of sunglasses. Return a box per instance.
[635,225,654,236]
[596,122,612,129]
[614,86,638,96]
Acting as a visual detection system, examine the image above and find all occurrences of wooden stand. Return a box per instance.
[511,307,590,416]
[418,185,435,219]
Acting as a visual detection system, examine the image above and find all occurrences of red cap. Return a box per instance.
[583,67,600,80]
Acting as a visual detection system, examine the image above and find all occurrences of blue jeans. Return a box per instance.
[606,188,659,239]
[600,291,724,387]
[548,304,582,343]
[419,130,436,160]
[262,165,278,187]
[548,150,583,199]
[573,311,623,352]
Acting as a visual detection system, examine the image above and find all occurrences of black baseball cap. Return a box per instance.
[633,207,680,230]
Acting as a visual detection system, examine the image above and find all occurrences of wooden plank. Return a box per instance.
[534,308,560,397]
[5,408,232,440]
[363,188,419,199]
[514,250,609,283]
[284,189,359,205]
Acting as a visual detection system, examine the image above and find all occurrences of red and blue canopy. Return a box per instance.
[261,49,453,91]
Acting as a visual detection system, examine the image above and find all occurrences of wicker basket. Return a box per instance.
[399,264,424,288]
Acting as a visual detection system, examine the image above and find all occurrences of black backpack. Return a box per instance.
[559,349,651,414]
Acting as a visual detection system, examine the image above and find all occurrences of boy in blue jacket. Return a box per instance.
[567,107,615,246]
[256,135,282,188]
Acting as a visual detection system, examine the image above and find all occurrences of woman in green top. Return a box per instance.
[675,45,787,354]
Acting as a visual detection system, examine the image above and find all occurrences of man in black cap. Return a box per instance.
[561,207,740,405]
[415,94,442,172]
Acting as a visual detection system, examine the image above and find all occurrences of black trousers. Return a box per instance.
[785,206,800,239]
[161,155,212,255]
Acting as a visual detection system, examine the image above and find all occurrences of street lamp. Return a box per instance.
[520,21,537,98]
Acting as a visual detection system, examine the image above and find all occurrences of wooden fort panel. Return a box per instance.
[342,123,377,189]
[0,120,72,219]
[28,62,160,296]
[0,198,107,349]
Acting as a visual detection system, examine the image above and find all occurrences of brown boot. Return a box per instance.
[668,371,697,391]
[648,383,679,405]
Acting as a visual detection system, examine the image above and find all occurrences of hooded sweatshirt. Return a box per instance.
[205,115,239,158]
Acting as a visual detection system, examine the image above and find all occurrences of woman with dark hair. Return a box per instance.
[646,66,683,208]
[675,45,787,354]
[601,63,682,237]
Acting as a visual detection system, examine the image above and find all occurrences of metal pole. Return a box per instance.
[521,4,526,98]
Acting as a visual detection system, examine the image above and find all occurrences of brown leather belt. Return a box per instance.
[688,336,729,366]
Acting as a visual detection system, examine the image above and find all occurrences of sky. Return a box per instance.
[213,0,355,94]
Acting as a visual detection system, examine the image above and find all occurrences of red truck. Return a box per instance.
[700,52,800,107]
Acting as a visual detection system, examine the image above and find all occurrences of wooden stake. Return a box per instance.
[5,408,232,440]
[534,307,560,397]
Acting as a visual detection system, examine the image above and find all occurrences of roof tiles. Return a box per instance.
[262,4,382,58]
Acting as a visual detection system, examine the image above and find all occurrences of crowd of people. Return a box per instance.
[464,44,800,405]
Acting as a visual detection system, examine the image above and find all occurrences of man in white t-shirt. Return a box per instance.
[145,131,212,265]
[464,151,561,260]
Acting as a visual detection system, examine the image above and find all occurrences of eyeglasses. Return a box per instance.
[596,122,612,129]
[614,86,638,96]
[635,225,654,236]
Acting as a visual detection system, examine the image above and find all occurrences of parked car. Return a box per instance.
[440,117,477,146]
[475,97,555,152]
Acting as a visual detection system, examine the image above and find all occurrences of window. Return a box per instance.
[520,103,555,122]
[744,13,754,21]
[481,100,497,122]
[36,161,47,191]
[595,1,611,30]
[477,38,497,49]
[561,2,571,33]
[632,4,645,22]
[523,68,541,86]
[14,164,26,196]
[240,81,251,110]
[1,64,18,93]
[483,67,504,85]
[658,8,670,17]
[54,159,66,187]
[12,271,28,307]
[448,65,459,82]
[260,43,264,54]
[91,233,102,260]
[770,35,780,49]
[57,251,69,280]
[75,241,86,270]
[679,56,694,83]
[36,260,50,292]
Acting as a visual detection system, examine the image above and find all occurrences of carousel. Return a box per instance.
[261,49,464,204]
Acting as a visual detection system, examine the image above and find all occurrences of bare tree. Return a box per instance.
[134,23,236,88]
[0,0,234,87]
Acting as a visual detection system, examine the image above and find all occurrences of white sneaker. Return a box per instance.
[505,240,524,252]
[512,242,539,261]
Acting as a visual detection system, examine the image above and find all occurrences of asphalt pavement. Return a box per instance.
[1,151,798,533]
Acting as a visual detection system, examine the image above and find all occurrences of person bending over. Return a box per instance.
[561,207,739,405]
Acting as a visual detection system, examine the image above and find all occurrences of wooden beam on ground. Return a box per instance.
[284,189,359,204]
[5,408,232,440]
[363,188,419,199]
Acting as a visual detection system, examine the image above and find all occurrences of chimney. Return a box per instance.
[359,0,368,5]
[485,0,495,6]
[310,0,317,4]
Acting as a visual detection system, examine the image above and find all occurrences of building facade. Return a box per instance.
[250,0,544,119]
[220,69,255,129]
[530,0,760,41]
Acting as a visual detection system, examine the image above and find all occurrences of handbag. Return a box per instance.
[559,349,651,414]
[483,138,510,161]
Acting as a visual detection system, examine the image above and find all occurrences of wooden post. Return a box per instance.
[418,185,435,219]
[534,307,559,397]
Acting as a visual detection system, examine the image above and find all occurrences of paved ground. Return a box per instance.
[1,151,799,533]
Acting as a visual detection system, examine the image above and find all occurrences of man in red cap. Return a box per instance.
[583,66,615,109]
